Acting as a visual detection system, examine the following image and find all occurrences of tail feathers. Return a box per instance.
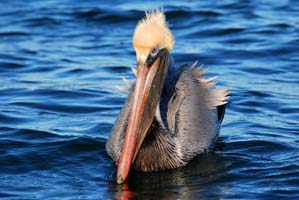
[208,88,230,108]
[189,61,230,108]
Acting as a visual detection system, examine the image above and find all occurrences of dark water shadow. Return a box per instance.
[106,151,232,200]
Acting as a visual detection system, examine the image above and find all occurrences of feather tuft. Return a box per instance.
[131,67,137,77]
[115,86,129,93]
[190,60,198,69]
[121,76,133,87]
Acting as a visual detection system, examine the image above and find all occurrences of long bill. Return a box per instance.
[116,49,168,184]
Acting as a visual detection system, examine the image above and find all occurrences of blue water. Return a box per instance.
[0,0,298,199]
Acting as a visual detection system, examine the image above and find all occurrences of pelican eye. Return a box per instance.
[150,47,160,57]
[146,47,161,66]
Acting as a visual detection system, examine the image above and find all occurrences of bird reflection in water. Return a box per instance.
[113,150,232,200]
[116,183,136,200]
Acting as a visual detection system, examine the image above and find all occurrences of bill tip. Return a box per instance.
[117,175,124,184]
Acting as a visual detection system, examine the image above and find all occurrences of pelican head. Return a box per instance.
[133,10,174,64]
[117,10,174,184]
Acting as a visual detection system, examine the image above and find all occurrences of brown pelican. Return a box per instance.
[106,10,229,184]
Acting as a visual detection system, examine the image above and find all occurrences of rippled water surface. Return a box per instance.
[0,0,298,199]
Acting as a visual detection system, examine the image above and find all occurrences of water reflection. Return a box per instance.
[111,153,232,199]
[115,183,136,200]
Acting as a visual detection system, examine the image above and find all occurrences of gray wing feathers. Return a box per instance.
[109,61,229,164]
[167,63,229,160]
